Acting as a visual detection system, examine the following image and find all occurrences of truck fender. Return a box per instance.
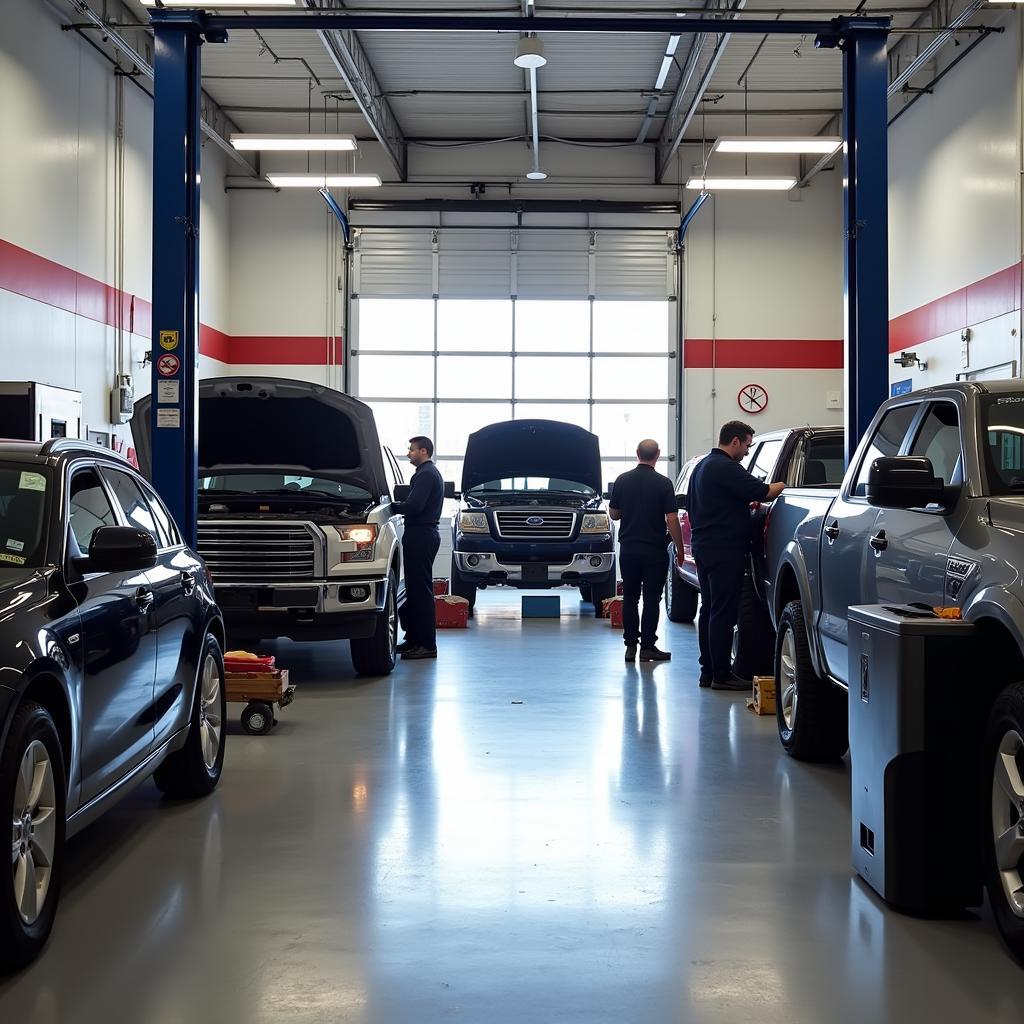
[963,587,1024,658]
[773,542,829,679]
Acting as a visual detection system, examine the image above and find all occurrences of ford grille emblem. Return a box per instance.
[526,516,545,526]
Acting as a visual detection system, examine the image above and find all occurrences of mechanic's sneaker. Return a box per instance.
[639,647,671,662]
[625,645,637,662]
[711,675,750,691]
[396,640,415,654]
[402,646,437,660]
[698,674,713,688]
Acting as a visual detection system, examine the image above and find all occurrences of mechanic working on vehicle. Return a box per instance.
[609,439,685,663]
[687,421,785,690]
[394,436,444,660]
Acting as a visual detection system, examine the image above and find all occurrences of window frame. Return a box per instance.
[100,466,167,550]
[66,461,119,564]
[846,401,924,501]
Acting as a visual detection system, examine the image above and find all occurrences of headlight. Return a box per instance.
[458,511,489,534]
[331,524,378,562]
[581,513,611,534]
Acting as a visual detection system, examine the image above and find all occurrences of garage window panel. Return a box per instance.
[437,300,512,352]
[515,356,590,400]
[356,299,434,352]
[592,404,672,458]
[514,403,590,429]
[359,355,434,399]
[603,459,671,492]
[515,300,590,352]
[436,402,512,458]
[592,356,670,400]
[437,355,512,400]
[593,301,670,353]
[367,401,435,454]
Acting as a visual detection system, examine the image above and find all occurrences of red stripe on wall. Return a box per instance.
[199,325,232,363]
[685,338,843,369]
[889,262,1022,353]
[230,336,338,365]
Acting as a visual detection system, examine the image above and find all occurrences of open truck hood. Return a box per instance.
[462,419,602,494]
[132,377,389,497]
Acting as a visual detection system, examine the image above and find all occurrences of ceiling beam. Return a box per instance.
[305,0,408,180]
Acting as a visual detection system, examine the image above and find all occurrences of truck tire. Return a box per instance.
[154,633,227,797]
[775,600,848,761]
[589,561,617,619]
[732,573,775,681]
[578,582,592,603]
[1,699,66,969]
[665,545,698,624]
[982,683,1024,965]
[350,578,398,676]
[450,556,477,617]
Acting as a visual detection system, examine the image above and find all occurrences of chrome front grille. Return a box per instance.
[197,521,317,582]
[493,509,576,540]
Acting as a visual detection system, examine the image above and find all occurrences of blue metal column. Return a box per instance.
[150,12,203,546]
[838,18,890,465]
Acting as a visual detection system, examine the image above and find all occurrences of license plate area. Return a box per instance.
[268,588,319,608]
[522,563,548,584]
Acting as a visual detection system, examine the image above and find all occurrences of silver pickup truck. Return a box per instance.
[134,378,407,676]
[762,380,1024,960]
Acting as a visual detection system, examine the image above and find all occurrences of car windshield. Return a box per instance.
[199,471,371,501]
[468,476,596,495]
[982,394,1024,494]
[0,464,50,568]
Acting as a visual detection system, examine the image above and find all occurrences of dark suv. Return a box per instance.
[0,439,226,968]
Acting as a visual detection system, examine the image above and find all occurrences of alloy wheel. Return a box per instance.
[10,740,56,925]
[992,728,1024,918]
[199,653,223,771]
[779,627,799,732]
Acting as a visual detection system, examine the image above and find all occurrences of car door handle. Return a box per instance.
[181,570,198,594]
[869,530,888,553]
[824,521,840,542]
[135,587,154,611]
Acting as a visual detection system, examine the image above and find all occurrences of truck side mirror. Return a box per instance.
[393,484,410,501]
[444,481,459,499]
[866,456,945,510]
[676,493,688,511]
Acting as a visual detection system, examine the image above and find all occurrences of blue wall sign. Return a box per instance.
[891,378,913,397]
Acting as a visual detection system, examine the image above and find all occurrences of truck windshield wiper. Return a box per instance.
[199,488,251,496]
[252,488,363,500]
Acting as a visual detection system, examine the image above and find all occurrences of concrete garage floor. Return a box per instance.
[2,591,1023,1022]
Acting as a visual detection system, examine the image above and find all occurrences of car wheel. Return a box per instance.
[665,545,698,624]
[450,555,477,617]
[241,702,275,736]
[154,633,227,798]
[732,573,775,680]
[775,600,848,761]
[1,699,66,969]
[350,576,398,676]
[982,684,1024,964]
[589,560,617,619]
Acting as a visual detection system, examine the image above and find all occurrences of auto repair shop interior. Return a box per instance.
[2,0,1024,1020]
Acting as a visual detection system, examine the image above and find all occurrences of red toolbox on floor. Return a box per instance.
[435,594,469,628]
[225,652,276,673]
[433,578,450,596]
[602,596,624,628]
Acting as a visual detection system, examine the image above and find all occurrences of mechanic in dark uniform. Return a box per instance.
[393,435,444,660]
[688,420,785,690]
[609,439,684,663]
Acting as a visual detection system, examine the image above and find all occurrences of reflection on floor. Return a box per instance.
[2,588,1022,1022]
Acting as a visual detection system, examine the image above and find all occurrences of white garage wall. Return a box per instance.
[0,0,231,449]
[888,7,1023,389]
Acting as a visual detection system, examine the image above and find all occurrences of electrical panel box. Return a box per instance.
[110,374,134,424]
[0,382,82,441]
[848,604,981,913]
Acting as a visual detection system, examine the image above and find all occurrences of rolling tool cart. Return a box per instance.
[224,652,296,735]
[848,605,980,913]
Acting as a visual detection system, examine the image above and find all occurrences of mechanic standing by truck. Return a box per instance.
[688,421,785,689]
[394,435,444,660]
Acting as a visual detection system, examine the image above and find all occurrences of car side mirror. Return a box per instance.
[393,484,410,501]
[866,456,946,510]
[88,526,158,572]
[676,493,688,511]
[444,481,459,499]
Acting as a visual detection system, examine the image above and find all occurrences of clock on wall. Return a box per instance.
[737,383,768,414]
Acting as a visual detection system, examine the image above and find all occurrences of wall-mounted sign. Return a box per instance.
[157,353,181,377]
[158,330,179,351]
[737,383,768,414]
[891,378,913,397]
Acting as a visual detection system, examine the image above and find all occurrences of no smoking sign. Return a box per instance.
[157,353,181,377]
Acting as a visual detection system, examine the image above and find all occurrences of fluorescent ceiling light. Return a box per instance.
[654,35,680,91]
[140,0,298,6]
[514,37,547,69]
[526,170,548,180]
[231,133,357,152]
[686,176,797,191]
[713,136,843,155]
[267,173,382,188]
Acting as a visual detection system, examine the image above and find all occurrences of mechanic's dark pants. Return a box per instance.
[400,525,441,650]
[620,544,667,649]
[694,547,746,682]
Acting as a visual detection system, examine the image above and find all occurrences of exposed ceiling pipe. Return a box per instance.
[887,0,986,95]
[527,66,547,179]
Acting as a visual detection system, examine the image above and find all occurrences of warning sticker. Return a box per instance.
[0,553,27,566]
[157,353,181,377]
[19,472,46,492]
[157,380,180,404]
[6,540,24,553]
[157,408,181,429]
[159,330,179,351]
